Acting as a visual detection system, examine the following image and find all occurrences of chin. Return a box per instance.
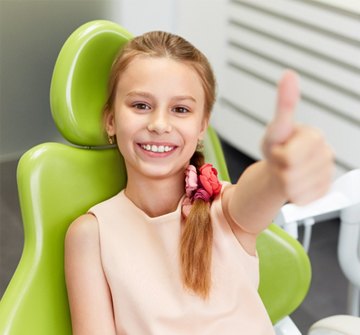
[134,161,187,181]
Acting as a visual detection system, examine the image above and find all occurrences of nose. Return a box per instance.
[147,109,172,134]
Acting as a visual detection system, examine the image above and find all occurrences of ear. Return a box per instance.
[104,109,116,136]
[198,117,209,141]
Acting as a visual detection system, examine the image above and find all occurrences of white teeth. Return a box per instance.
[141,144,174,153]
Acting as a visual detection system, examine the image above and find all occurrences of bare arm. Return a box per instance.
[65,214,117,335]
[223,71,334,245]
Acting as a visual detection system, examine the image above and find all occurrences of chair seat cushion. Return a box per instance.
[308,315,360,335]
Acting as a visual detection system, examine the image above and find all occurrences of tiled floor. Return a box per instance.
[0,139,349,334]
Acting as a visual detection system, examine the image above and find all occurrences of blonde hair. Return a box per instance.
[104,31,216,299]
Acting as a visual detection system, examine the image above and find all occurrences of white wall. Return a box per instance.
[0,1,117,161]
[112,0,177,35]
[176,0,227,96]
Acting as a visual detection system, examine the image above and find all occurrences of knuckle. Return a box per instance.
[279,149,296,168]
[305,126,325,146]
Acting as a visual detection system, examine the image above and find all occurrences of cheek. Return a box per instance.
[181,123,203,148]
[114,110,139,135]
[113,114,139,150]
[191,117,206,138]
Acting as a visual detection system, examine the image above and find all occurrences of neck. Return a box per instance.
[125,170,185,218]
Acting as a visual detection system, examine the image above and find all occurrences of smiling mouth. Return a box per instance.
[140,144,176,153]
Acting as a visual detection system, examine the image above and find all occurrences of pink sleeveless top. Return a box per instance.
[89,185,274,335]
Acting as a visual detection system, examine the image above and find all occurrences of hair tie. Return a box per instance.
[182,163,221,218]
[193,189,211,202]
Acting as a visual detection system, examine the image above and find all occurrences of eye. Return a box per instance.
[133,103,151,110]
[172,106,190,114]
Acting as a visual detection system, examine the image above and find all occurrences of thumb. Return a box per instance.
[266,70,300,146]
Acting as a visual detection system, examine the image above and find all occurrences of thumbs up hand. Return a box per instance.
[262,70,334,205]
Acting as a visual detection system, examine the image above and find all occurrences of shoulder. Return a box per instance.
[88,191,124,218]
[66,213,99,239]
[65,214,104,285]
[65,214,100,254]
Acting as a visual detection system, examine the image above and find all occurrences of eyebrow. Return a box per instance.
[126,91,197,103]
[126,91,153,99]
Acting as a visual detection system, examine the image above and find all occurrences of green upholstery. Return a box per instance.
[258,224,311,323]
[0,145,126,335]
[50,20,133,146]
[0,20,311,334]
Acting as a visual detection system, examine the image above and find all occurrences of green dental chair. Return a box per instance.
[0,20,311,334]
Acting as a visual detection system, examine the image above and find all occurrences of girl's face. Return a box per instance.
[106,56,208,180]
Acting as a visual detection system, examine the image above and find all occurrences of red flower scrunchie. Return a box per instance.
[182,163,221,218]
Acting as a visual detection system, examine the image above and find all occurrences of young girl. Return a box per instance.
[65,31,333,335]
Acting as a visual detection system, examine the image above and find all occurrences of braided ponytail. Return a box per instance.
[180,151,213,299]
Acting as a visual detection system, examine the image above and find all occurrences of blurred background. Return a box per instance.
[1,0,359,333]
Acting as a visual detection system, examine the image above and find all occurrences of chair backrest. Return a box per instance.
[0,20,311,334]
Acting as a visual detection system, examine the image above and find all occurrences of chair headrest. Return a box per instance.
[50,20,133,146]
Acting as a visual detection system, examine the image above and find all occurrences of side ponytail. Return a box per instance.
[180,151,213,299]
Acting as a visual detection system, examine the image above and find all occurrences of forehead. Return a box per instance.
[116,56,205,101]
